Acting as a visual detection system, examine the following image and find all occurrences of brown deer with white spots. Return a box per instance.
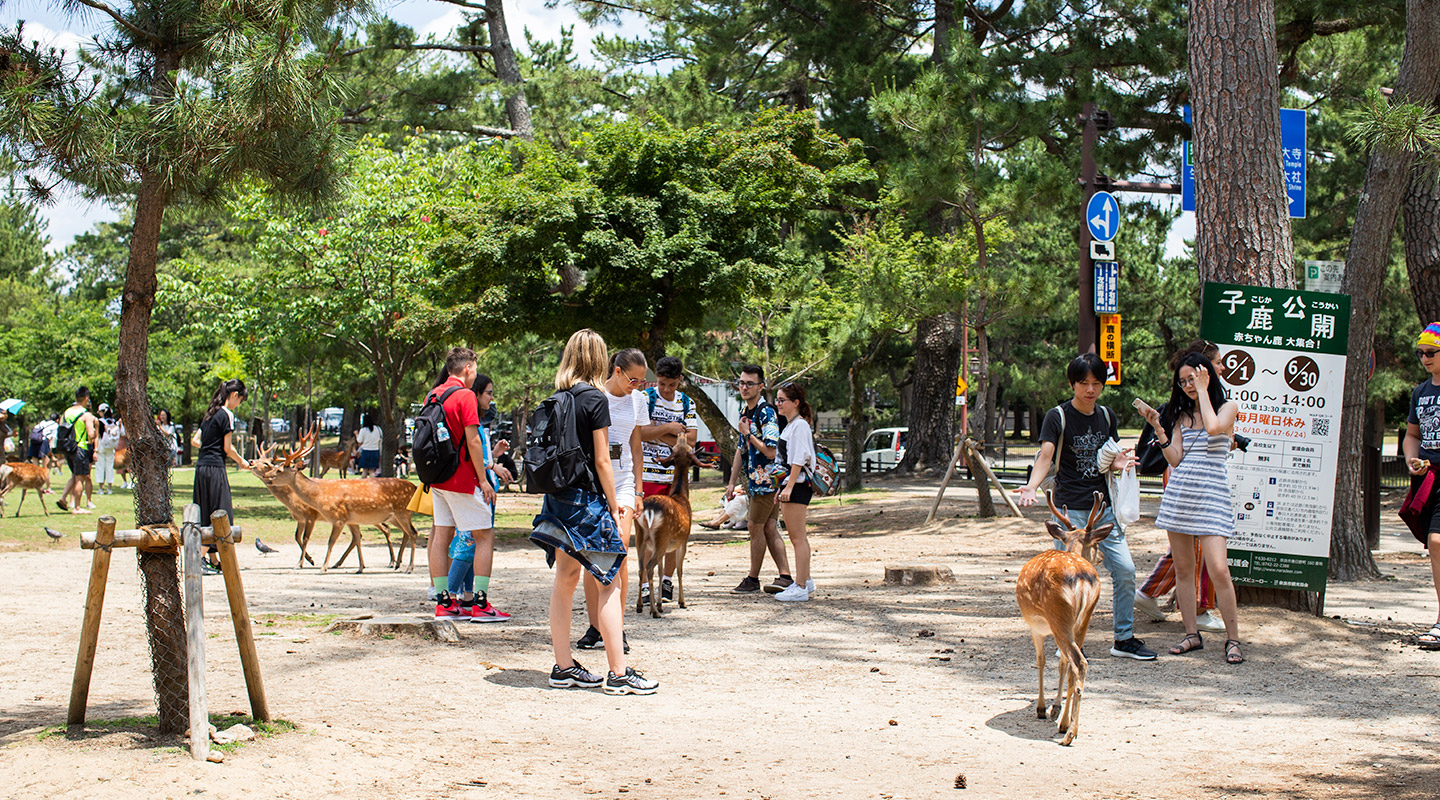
[634,440,698,618]
[1014,490,1112,746]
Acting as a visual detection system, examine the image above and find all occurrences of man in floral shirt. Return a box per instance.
[724,364,794,594]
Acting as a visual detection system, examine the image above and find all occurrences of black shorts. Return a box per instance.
[67,447,92,477]
[28,439,49,460]
[783,482,814,506]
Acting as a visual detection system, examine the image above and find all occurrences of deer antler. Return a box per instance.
[1084,491,1106,531]
[1045,490,1077,530]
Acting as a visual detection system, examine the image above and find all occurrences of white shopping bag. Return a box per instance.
[1113,466,1141,524]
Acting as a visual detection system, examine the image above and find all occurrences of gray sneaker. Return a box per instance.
[549,660,603,689]
[604,667,658,695]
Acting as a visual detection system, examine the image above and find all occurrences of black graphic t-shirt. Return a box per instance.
[1039,401,1119,510]
[1409,379,1440,462]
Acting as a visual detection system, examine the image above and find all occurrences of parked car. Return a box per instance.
[860,427,908,472]
[269,418,291,434]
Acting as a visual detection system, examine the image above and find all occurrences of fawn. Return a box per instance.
[634,440,698,618]
[1015,490,1112,746]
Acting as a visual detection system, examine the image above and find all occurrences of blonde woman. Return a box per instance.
[529,329,657,695]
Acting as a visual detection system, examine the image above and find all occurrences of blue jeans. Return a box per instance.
[1052,505,1136,641]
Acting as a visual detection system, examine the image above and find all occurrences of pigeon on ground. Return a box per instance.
[44,527,64,542]
[255,538,278,555]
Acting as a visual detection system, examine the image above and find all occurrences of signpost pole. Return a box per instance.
[1079,102,1099,354]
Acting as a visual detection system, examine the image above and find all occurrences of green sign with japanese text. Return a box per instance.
[1201,282,1350,593]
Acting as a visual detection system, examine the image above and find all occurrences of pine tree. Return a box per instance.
[0,0,360,733]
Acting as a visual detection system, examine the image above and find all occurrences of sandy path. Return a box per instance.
[1,483,1436,799]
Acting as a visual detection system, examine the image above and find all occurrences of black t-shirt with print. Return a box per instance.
[1409,379,1440,462]
[1039,400,1119,510]
[570,383,612,487]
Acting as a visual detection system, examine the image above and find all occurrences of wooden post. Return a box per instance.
[212,511,269,721]
[925,437,967,525]
[182,505,210,761]
[67,516,116,727]
[970,440,1023,518]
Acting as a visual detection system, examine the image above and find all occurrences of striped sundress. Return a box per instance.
[1155,426,1235,537]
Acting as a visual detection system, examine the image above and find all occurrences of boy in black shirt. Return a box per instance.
[1014,354,1157,661]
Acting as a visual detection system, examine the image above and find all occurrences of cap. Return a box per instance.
[1420,322,1440,349]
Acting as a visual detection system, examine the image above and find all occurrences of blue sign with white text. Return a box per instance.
[1094,261,1119,314]
[1086,191,1120,242]
[1182,106,1307,218]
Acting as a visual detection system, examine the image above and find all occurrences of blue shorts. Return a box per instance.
[449,530,476,561]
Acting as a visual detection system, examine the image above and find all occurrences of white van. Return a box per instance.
[860,427,908,472]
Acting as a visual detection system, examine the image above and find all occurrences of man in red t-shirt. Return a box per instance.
[427,347,509,622]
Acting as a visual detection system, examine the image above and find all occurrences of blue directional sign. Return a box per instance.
[1094,261,1119,314]
[1086,191,1120,242]
[1182,106,1307,218]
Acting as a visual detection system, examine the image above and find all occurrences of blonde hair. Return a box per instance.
[555,329,609,390]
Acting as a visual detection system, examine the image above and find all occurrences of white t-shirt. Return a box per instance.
[641,390,698,484]
[606,389,651,476]
[355,425,382,452]
[779,416,815,483]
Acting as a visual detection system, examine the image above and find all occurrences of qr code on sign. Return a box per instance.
[1311,417,1330,437]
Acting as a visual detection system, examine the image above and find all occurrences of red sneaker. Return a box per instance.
[434,592,463,620]
[468,601,511,623]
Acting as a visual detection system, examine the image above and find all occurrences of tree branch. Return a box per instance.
[342,43,492,58]
[69,0,160,44]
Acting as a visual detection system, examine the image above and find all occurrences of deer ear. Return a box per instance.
[1085,524,1114,544]
[1044,519,1069,542]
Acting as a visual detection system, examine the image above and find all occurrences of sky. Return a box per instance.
[0,0,1195,259]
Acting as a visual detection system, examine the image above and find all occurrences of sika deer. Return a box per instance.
[262,439,421,574]
[1014,491,1113,746]
[0,462,53,517]
[634,440,697,618]
[248,441,388,569]
[318,436,357,479]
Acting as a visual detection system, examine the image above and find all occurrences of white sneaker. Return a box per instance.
[1134,592,1167,622]
[805,579,816,593]
[1195,611,1226,633]
[86,501,96,510]
[427,586,438,602]
[775,583,810,602]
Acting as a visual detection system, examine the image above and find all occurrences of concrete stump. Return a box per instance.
[323,617,460,643]
[884,565,956,587]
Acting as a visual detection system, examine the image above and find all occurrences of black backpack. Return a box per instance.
[413,387,465,486]
[523,385,596,495]
[56,411,80,455]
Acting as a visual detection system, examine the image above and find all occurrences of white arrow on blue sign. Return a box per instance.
[1086,191,1120,242]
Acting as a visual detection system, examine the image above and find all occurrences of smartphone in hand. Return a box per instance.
[1132,397,1156,418]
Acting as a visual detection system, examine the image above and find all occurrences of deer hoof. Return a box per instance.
[1048,703,1060,721]
[1036,705,1047,720]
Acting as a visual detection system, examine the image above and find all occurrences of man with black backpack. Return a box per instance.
[56,387,98,514]
[419,347,510,622]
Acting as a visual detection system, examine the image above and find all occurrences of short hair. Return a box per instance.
[445,347,477,376]
[655,356,683,380]
[740,364,765,383]
[75,386,90,401]
[555,329,609,390]
[1066,353,1108,385]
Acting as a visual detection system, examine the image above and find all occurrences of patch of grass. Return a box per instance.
[37,713,296,754]
[255,612,340,628]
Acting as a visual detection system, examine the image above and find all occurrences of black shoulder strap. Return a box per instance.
[433,386,462,405]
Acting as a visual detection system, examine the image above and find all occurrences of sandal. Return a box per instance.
[1168,633,1203,655]
[1419,624,1440,651]
[1224,639,1244,664]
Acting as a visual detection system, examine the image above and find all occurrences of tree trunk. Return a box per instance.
[377,367,399,479]
[1402,149,1440,324]
[689,385,737,484]
[1334,0,1440,582]
[486,0,533,140]
[845,357,870,491]
[117,164,188,734]
[1189,0,1296,286]
[896,312,961,474]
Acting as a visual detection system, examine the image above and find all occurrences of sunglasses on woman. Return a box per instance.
[1419,348,1440,359]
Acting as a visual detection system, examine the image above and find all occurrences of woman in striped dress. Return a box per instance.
[1136,352,1244,664]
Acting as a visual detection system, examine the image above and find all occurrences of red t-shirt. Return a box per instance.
[429,376,481,495]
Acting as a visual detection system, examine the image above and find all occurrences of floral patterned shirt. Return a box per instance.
[741,400,781,495]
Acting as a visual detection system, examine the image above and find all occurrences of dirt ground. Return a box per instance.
[1,477,1438,800]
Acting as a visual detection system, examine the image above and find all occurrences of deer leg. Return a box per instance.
[649,534,664,618]
[377,522,397,568]
[1053,630,1085,735]
[15,488,26,517]
[298,520,318,567]
[396,517,418,574]
[39,488,48,517]
[1060,655,1087,746]
[675,541,688,609]
[350,524,365,573]
[1030,630,1048,719]
[330,525,363,571]
[320,521,346,574]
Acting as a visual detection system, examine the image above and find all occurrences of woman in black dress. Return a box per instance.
[194,379,250,572]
